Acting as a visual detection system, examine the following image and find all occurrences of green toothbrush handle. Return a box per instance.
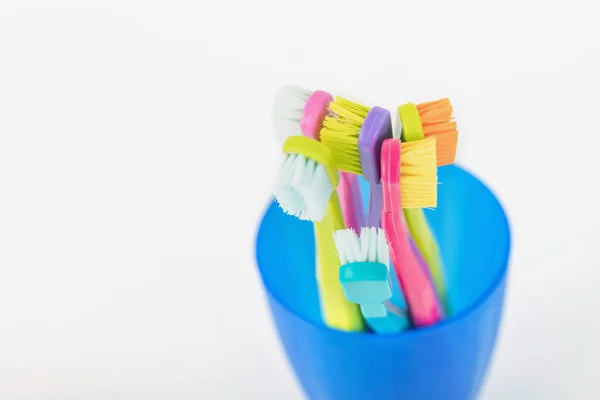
[403,208,450,314]
[315,191,364,332]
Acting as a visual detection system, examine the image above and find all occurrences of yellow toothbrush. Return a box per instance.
[273,136,364,331]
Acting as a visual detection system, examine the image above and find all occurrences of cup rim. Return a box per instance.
[255,164,512,340]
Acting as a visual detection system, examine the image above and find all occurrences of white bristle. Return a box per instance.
[272,86,313,144]
[375,228,390,267]
[334,227,390,266]
[333,229,361,264]
[273,152,333,221]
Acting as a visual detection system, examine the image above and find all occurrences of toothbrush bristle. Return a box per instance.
[334,227,390,265]
[272,86,313,145]
[376,228,390,267]
[400,137,438,208]
[273,152,333,222]
[416,98,458,166]
[416,98,453,124]
[319,97,370,175]
[333,229,361,265]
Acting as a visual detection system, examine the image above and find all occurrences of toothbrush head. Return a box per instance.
[273,136,339,222]
[358,106,393,185]
[319,96,371,175]
[271,86,334,144]
[417,98,458,166]
[381,137,438,209]
[334,227,392,307]
[397,98,458,166]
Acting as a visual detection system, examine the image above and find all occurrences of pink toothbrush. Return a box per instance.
[380,138,443,328]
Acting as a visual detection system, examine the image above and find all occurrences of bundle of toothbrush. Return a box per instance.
[271,87,458,334]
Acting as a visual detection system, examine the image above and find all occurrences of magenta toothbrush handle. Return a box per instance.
[338,172,364,232]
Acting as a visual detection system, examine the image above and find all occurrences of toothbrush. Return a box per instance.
[273,135,364,332]
[381,138,443,328]
[334,227,410,333]
[272,86,364,232]
[397,99,458,314]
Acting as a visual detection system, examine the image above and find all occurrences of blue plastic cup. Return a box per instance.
[255,165,511,400]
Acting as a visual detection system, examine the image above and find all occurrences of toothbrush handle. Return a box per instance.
[337,172,364,232]
[404,208,450,314]
[409,236,434,284]
[361,303,387,318]
[382,210,443,328]
[366,182,383,227]
[366,314,410,334]
[314,191,364,332]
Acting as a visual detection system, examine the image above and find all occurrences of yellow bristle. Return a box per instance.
[332,96,370,118]
[416,98,458,166]
[319,96,371,175]
[400,137,437,208]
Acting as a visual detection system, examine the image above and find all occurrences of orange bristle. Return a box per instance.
[416,98,458,166]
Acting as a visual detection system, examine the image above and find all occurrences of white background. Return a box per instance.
[1,1,599,399]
